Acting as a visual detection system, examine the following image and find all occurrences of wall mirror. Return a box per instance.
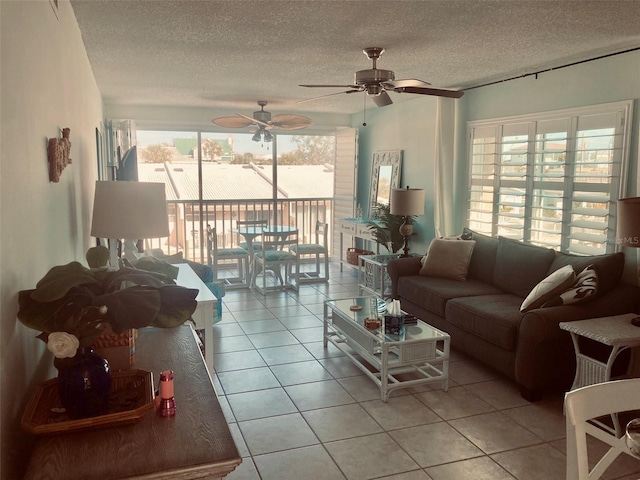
[369,150,402,216]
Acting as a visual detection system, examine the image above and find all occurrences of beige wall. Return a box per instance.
[0,1,103,477]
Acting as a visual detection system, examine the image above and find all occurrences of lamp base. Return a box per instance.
[399,217,413,257]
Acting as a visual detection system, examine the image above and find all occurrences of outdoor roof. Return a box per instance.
[137,162,333,201]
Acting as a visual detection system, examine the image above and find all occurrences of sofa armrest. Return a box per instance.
[387,257,422,299]
[515,283,640,396]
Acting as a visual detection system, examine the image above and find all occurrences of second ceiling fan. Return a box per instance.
[212,101,312,142]
[300,47,464,107]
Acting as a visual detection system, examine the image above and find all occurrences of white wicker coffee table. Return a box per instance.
[323,296,450,401]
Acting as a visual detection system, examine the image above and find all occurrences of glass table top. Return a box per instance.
[326,297,448,343]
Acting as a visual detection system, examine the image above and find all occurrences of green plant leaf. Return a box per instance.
[94,287,162,333]
[31,262,99,302]
[86,246,110,268]
[151,285,199,328]
[131,257,180,280]
[364,202,408,253]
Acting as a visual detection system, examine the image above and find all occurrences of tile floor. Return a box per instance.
[211,263,640,480]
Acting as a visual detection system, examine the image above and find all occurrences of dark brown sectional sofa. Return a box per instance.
[387,228,640,401]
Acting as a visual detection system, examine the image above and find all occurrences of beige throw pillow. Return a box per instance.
[520,264,575,313]
[419,238,476,281]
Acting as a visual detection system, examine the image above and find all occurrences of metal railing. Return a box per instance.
[144,198,334,265]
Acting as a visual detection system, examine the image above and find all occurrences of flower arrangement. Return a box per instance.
[18,261,198,369]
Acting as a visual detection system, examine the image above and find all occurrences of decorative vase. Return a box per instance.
[57,347,112,419]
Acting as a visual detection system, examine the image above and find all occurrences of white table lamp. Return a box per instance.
[390,186,425,257]
[91,181,170,267]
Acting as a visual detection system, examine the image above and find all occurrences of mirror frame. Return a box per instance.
[369,150,402,216]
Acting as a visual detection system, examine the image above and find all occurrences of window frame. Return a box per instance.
[466,100,633,255]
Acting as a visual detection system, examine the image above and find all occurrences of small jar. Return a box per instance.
[158,370,176,417]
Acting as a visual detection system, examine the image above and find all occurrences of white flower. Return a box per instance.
[47,332,79,359]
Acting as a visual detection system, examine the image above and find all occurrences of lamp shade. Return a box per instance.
[617,197,640,247]
[91,181,169,240]
[390,188,425,216]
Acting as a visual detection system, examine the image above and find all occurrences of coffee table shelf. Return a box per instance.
[324,297,450,401]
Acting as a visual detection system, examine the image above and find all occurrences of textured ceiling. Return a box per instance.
[70,0,640,117]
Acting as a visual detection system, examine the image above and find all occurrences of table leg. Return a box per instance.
[323,303,329,348]
[381,344,389,402]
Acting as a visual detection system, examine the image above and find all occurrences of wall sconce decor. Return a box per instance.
[47,127,71,182]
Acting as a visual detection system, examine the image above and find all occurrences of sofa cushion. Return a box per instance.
[542,264,598,308]
[547,251,624,297]
[462,228,499,283]
[492,237,556,298]
[520,264,576,312]
[446,294,523,351]
[397,275,504,317]
[419,238,476,281]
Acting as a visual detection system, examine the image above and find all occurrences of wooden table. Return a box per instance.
[173,263,217,373]
[24,326,241,479]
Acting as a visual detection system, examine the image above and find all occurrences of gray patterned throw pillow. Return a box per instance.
[541,264,598,308]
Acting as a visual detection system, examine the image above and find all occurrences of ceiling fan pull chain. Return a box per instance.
[362,94,367,127]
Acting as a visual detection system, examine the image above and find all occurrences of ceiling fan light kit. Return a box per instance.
[300,47,464,106]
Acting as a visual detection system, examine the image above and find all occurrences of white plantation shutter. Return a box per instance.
[332,127,359,255]
[468,101,632,255]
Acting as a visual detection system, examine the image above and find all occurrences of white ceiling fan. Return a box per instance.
[300,47,464,107]
[212,101,312,142]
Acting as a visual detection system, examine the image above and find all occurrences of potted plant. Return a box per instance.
[17,261,198,418]
[364,202,415,254]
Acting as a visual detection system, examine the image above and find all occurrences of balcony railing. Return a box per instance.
[144,197,334,265]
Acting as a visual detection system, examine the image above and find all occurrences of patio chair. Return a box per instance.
[565,378,640,480]
[289,220,329,283]
[236,219,269,254]
[207,225,250,289]
[252,229,299,295]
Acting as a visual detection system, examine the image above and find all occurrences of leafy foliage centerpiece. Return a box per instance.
[18,261,198,369]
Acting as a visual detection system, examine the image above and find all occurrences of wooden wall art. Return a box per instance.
[47,127,71,182]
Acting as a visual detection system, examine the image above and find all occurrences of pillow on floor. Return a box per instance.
[420,238,476,281]
[520,264,575,312]
[541,264,598,308]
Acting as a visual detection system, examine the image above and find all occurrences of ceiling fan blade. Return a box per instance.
[297,89,362,104]
[211,116,254,128]
[396,86,465,98]
[299,84,357,88]
[387,78,431,88]
[372,91,393,107]
[236,112,271,128]
[270,114,313,130]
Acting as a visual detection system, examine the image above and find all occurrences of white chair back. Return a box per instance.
[565,378,640,480]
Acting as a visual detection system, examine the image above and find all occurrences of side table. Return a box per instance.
[359,253,420,299]
[560,313,640,435]
[359,254,399,298]
[173,263,217,373]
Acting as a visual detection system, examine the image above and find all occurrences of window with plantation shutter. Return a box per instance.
[467,101,632,255]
